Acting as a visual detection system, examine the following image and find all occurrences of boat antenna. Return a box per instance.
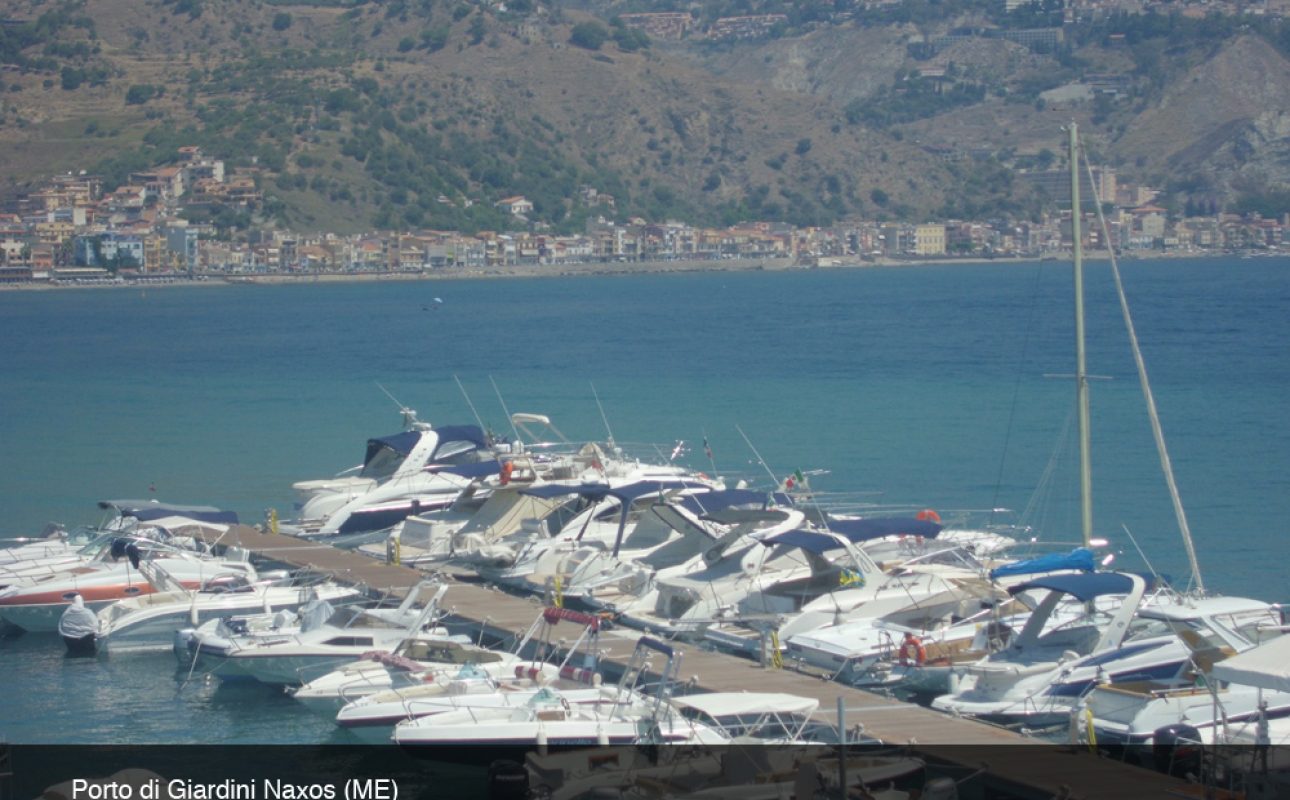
[376,382,419,429]
[1118,523,1164,589]
[1081,140,1206,595]
[590,381,617,451]
[488,374,523,444]
[453,375,490,439]
[735,424,782,489]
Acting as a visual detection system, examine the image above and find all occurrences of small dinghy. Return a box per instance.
[59,593,98,656]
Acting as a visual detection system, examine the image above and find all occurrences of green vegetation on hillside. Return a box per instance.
[4,0,1290,230]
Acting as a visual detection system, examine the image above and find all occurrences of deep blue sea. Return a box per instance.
[2,256,1288,743]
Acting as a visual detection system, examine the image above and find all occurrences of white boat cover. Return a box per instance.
[670,692,819,718]
[58,595,99,638]
[299,596,335,631]
[1211,635,1290,693]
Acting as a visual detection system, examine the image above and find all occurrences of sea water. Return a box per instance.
[1,255,1288,743]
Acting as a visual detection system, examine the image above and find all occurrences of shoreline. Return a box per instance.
[0,248,1259,292]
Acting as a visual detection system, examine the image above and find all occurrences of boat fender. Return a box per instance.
[515,665,544,682]
[499,461,515,486]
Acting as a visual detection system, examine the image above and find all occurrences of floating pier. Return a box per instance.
[195,523,1196,800]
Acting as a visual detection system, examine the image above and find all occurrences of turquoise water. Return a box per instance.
[2,256,1288,742]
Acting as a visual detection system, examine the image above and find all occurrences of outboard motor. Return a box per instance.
[59,594,99,656]
[486,760,528,800]
[1152,723,1203,777]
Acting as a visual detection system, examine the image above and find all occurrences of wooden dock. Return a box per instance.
[197,524,1196,799]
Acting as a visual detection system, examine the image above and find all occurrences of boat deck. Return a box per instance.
[197,524,1194,800]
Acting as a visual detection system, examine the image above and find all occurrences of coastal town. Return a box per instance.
[1,145,1286,286]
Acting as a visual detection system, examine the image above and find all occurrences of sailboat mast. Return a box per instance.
[1070,123,1094,548]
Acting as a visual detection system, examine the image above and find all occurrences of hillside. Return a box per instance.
[2,0,1290,233]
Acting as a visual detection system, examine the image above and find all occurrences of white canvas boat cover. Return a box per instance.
[142,516,231,535]
[671,692,819,718]
[1211,634,1290,693]
[58,595,99,638]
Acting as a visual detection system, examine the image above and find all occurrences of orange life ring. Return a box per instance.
[499,461,515,485]
[898,636,927,666]
[916,509,941,523]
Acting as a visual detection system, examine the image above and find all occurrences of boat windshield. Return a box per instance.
[361,443,408,481]
[398,639,505,664]
[431,437,486,465]
[892,545,985,572]
[1213,608,1286,647]
[325,607,405,630]
[63,526,102,548]
[1167,608,1285,651]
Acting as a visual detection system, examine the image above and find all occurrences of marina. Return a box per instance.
[178,521,1193,799]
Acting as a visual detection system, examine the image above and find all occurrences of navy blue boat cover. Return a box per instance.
[366,431,422,461]
[430,460,502,479]
[759,529,848,554]
[520,480,699,503]
[1006,571,1136,601]
[826,517,943,542]
[365,425,488,464]
[429,425,489,454]
[989,547,1095,580]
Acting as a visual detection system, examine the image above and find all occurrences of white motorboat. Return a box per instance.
[782,581,1019,686]
[366,415,674,566]
[789,548,1101,689]
[383,469,612,569]
[2,523,101,571]
[363,474,565,566]
[511,481,741,594]
[291,636,518,718]
[294,603,601,714]
[929,572,1200,726]
[329,606,606,741]
[1,503,235,588]
[0,533,254,633]
[469,478,719,586]
[392,636,690,750]
[568,489,802,612]
[95,562,363,654]
[522,694,929,800]
[622,524,981,644]
[704,540,1003,657]
[173,594,339,662]
[1080,596,1287,745]
[616,526,848,639]
[188,581,457,685]
[286,408,502,538]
